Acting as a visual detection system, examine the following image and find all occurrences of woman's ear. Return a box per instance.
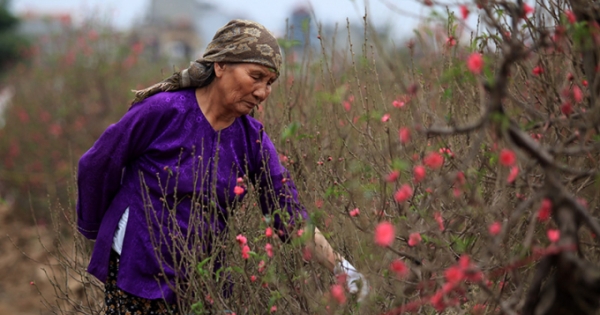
[214,62,226,78]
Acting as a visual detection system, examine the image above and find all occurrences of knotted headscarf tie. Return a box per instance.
[132,19,282,104]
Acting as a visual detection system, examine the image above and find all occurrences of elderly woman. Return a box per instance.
[77,20,367,314]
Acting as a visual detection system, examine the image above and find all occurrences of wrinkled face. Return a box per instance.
[214,62,278,117]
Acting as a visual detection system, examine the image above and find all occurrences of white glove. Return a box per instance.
[334,259,369,302]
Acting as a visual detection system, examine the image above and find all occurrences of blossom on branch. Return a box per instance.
[499,149,516,166]
[394,184,413,202]
[424,152,444,169]
[390,259,409,278]
[467,53,484,74]
[538,199,552,222]
[459,5,470,19]
[413,165,426,183]
[375,222,395,247]
[408,232,422,247]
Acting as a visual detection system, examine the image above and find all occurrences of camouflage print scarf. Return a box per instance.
[131,19,283,104]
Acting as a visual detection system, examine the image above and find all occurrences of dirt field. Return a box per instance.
[0,202,90,315]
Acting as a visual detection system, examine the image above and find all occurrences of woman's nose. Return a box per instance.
[253,84,270,101]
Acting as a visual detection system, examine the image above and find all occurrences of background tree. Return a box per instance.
[0,0,27,74]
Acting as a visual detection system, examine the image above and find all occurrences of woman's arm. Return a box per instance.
[311,227,341,272]
[310,226,369,301]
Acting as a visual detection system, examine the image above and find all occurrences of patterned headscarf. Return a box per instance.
[132,19,283,104]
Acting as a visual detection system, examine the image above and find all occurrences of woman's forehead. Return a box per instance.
[242,63,277,78]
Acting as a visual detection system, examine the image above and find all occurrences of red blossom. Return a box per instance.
[236,234,247,246]
[336,273,347,285]
[399,127,411,144]
[538,199,552,221]
[408,232,422,247]
[443,254,484,286]
[330,284,346,304]
[532,66,543,76]
[446,36,457,47]
[561,102,573,116]
[547,229,560,243]
[374,221,395,247]
[439,147,454,157]
[453,187,462,197]
[507,165,519,183]
[343,101,351,111]
[392,99,406,108]
[241,245,250,259]
[265,243,273,258]
[234,185,245,195]
[488,221,502,236]
[455,171,466,186]
[349,208,360,217]
[445,265,464,284]
[390,259,409,278]
[499,149,516,166]
[413,165,426,183]
[386,170,400,182]
[467,53,484,74]
[434,212,445,231]
[566,10,577,24]
[381,113,390,122]
[523,3,534,16]
[573,85,583,103]
[430,290,447,312]
[265,227,273,238]
[424,152,444,169]
[394,184,413,202]
[459,5,470,19]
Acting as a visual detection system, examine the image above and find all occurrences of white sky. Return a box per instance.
[10,0,434,40]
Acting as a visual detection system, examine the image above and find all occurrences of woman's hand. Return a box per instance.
[334,259,369,302]
[310,227,370,302]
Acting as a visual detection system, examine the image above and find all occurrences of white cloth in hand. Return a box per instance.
[334,259,369,302]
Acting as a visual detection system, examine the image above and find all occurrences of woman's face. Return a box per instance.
[214,62,277,117]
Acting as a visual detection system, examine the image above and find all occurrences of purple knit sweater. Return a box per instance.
[76,88,307,303]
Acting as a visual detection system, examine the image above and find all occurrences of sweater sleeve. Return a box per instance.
[254,130,308,242]
[76,100,168,239]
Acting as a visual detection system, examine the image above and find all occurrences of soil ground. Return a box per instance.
[0,202,91,315]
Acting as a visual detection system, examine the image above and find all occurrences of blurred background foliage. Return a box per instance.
[0,0,28,73]
[0,20,171,222]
